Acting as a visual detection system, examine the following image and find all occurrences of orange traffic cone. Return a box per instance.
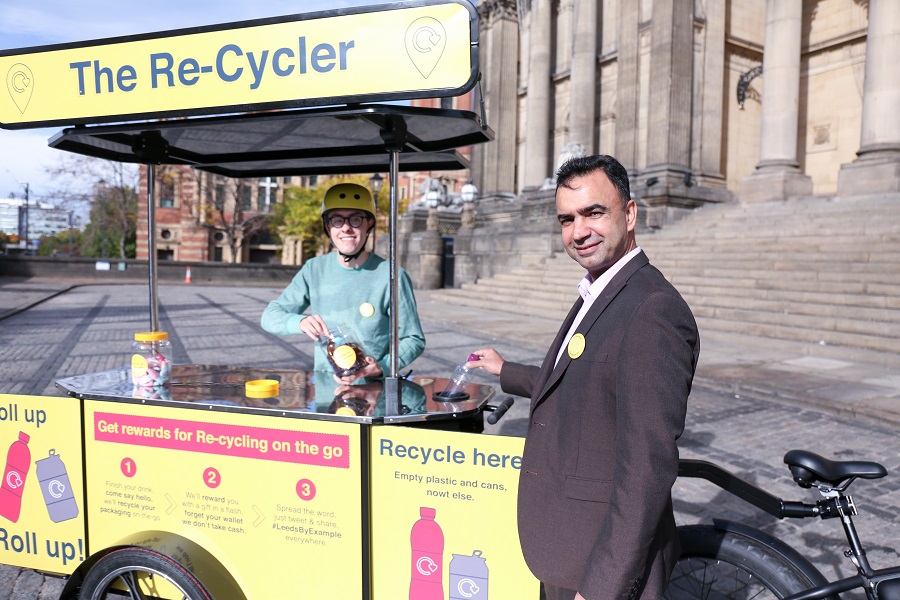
[185,266,192,284]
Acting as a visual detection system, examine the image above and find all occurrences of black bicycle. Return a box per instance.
[664,450,900,599]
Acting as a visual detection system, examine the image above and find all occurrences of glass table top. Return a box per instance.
[56,364,493,425]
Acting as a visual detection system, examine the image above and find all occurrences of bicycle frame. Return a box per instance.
[678,459,900,600]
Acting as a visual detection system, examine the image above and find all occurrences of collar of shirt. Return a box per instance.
[577,246,643,302]
[555,246,642,366]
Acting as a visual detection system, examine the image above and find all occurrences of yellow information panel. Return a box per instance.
[0,394,85,574]
[0,0,476,129]
[83,400,364,598]
[370,426,539,599]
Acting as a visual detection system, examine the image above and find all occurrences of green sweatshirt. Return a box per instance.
[260,252,425,376]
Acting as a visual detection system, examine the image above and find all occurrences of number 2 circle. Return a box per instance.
[204,467,221,488]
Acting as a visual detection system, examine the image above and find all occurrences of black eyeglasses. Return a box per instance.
[327,214,368,228]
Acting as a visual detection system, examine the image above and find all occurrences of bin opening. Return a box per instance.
[433,391,471,402]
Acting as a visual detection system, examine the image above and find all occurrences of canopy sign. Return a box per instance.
[0,0,477,130]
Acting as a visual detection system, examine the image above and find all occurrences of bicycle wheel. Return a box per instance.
[663,525,815,599]
[79,547,213,600]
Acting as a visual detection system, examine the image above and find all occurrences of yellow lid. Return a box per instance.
[245,379,279,398]
[134,331,169,342]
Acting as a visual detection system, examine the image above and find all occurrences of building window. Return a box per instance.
[213,246,223,262]
[157,249,174,261]
[214,183,226,210]
[241,185,253,211]
[160,229,172,240]
[159,178,175,208]
[258,177,278,213]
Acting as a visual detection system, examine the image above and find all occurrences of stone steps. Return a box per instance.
[478,266,899,297]
[432,194,900,354]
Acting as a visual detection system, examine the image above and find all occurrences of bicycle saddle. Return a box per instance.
[784,449,887,489]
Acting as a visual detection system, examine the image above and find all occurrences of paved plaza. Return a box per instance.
[0,279,898,598]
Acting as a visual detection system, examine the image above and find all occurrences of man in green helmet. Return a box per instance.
[261,182,425,383]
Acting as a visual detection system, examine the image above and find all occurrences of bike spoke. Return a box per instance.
[665,557,779,599]
[120,571,147,599]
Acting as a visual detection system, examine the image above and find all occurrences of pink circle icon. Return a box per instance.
[120,458,136,478]
[204,467,221,488]
[296,479,316,501]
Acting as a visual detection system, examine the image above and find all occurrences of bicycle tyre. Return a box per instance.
[79,546,213,600]
[663,524,815,599]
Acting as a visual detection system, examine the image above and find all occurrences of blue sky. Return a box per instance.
[0,0,397,203]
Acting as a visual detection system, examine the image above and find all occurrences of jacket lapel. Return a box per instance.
[532,251,650,409]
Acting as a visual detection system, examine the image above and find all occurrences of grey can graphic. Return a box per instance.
[449,550,488,600]
[36,450,79,523]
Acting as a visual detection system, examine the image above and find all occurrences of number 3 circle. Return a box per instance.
[296,479,316,501]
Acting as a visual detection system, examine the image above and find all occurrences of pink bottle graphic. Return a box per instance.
[0,431,31,523]
[410,506,444,600]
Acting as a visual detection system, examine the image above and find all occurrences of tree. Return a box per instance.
[35,228,82,257]
[275,180,332,260]
[47,155,139,259]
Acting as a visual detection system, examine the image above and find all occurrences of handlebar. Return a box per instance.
[485,397,515,425]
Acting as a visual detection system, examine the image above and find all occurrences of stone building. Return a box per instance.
[435,0,899,288]
[470,0,897,209]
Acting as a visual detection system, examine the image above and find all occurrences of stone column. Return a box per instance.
[473,0,519,195]
[741,0,812,203]
[453,202,477,287]
[523,0,552,189]
[614,0,640,170]
[693,0,727,187]
[416,209,444,289]
[838,0,900,195]
[644,0,694,177]
[568,0,598,152]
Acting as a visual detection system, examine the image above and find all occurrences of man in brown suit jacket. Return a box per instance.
[468,155,699,600]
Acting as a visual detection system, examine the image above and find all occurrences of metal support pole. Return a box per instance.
[388,149,400,379]
[383,149,401,414]
[147,165,160,332]
[23,183,29,254]
[374,115,408,415]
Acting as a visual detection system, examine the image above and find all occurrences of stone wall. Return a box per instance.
[0,256,297,285]
[394,190,563,289]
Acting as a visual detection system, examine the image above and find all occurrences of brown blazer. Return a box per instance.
[500,251,699,599]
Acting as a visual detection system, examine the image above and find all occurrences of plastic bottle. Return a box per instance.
[440,354,479,399]
[410,506,444,600]
[319,324,367,378]
[0,431,31,523]
[36,449,79,523]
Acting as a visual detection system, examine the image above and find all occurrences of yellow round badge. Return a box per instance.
[567,333,586,359]
[359,302,375,318]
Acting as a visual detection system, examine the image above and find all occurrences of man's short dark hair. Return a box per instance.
[556,155,631,208]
